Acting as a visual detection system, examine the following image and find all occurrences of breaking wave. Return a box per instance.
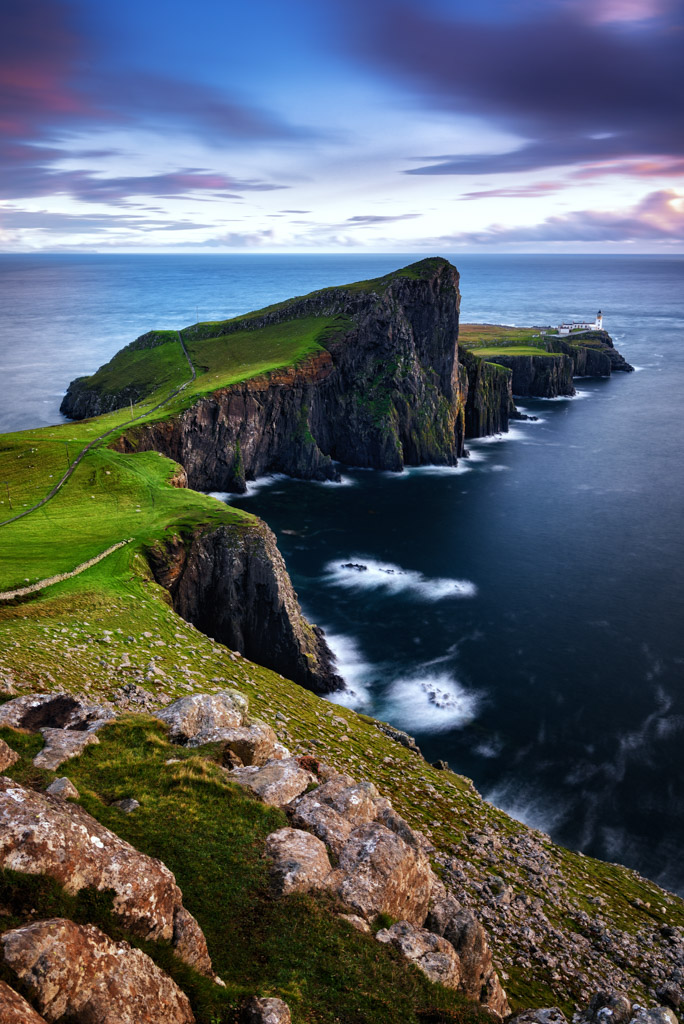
[323,558,477,601]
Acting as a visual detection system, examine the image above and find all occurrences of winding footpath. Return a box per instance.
[0,332,195,530]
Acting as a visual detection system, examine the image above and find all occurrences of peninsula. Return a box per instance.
[2,259,676,1024]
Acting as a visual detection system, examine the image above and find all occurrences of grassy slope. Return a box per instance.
[0,722,490,1024]
[1,270,681,1017]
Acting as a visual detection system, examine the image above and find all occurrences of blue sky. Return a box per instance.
[1,0,683,251]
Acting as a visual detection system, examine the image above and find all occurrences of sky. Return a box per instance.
[1,0,683,252]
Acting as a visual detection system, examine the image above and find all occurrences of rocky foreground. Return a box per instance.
[0,691,681,1024]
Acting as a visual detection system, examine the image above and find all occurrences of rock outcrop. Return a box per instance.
[231,757,317,806]
[1,919,195,1024]
[147,522,343,694]
[0,980,48,1024]
[157,690,288,763]
[0,693,116,770]
[376,920,461,988]
[265,827,333,895]
[0,777,213,977]
[242,995,292,1024]
[0,737,19,772]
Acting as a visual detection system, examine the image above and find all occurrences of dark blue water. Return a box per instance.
[1,254,682,893]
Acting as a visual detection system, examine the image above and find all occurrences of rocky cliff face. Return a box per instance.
[105,260,463,492]
[480,352,576,398]
[460,348,516,438]
[146,519,342,695]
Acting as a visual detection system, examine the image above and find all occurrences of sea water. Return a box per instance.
[1,253,682,893]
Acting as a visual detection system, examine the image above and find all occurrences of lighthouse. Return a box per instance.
[596,310,603,330]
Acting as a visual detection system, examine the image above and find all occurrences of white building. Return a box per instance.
[557,311,603,335]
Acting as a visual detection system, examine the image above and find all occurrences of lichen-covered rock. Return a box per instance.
[34,727,102,770]
[0,693,115,732]
[439,908,510,1016]
[510,1010,568,1024]
[578,991,634,1024]
[0,737,19,772]
[0,777,213,976]
[242,995,292,1024]
[230,758,316,806]
[1,919,195,1024]
[156,690,248,743]
[196,721,280,765]
[45,777,79,800]
[0,693,116,770]
[376,920,461,988]
[327,821,433,925]
[0,979,48,1023]
[265,828,332,895]
[629,1010,678,1024]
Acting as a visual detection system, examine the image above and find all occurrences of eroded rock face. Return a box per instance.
[0,777,212,976]
[265,828,332,895]
[157,690,248,743]
[440,908,510,1017]
[376,920,461,989]
[0,693,116,770]
[328,821,433,925]
[0,979,48,1024]
[230,758,317,807]
[1,919,195,1024]
[0,693,115,733]
[196,722,283,765]
[242,995,292,1024]
[0,737,19,772]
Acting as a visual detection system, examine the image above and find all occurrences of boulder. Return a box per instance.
[230,758,317,807]
[0,693,115,732]
[441,908,510,1016]
[242,995,292,1024]
[0,979,48,1023]
[290,793,354,856]
[656,985,684,1012]
[157,690,248,743]
[0,737,19,772]
[425,880,462,936]
[0,777,213,976]
[34,728,102,770]
[579,992,633,1024]
[45,777,79,800]
[509,1011,568,1024]
[265,828,332,895]
[327,821,433,925]
[376,920,461,988]
[0,693,116,770]
[1,919,195,1024]
[630,1011,678,1024]
[195,721,280,765]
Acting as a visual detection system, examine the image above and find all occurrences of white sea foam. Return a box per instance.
[322,631,372,709]
[383,672,479,733]
[323,558,477,600]
[484,780,567,835]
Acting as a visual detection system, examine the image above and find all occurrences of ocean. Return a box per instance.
[1,252,682,893]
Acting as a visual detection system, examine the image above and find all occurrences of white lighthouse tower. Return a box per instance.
[596,310,603,330]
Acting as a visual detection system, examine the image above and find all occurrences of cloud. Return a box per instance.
[458,183,563,199]
[342,0,684,175]
[439,190,684,244]
[346,213,421,225]
[0,0,305,204]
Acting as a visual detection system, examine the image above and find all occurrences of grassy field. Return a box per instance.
[470,346,561,359]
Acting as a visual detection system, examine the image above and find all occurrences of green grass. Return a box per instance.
[459,324,546,349]
[471,347,561,359]
[0,718,491,1024]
